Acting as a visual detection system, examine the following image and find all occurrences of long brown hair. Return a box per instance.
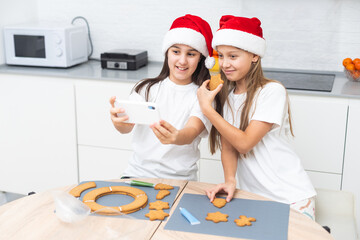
[209,58,294,155]
[133,50,210,101]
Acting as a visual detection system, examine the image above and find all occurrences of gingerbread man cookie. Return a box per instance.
[212,198,227,208]
[154,183,174,190]
[209,73,224,91]
[149,200,170,210]
[234,215,256,226]
[205,211,229,223]
[145,210,169,221]
[156,190,170,200]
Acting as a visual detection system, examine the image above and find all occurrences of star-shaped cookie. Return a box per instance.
[205,211,229,223]
[149,200,170,210]
[234,215,256,226]
[154,183,174,190]
[156,190,170,200]
[212,198,227,208]
[145,210,169,221]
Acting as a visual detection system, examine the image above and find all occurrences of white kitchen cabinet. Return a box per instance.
[75,80,136,149]
[78,145,131,182]
[199,158,223,184]
[288,94,348,175]
[306,171,342,190]
[75,80,136,180]
[342,99,360,234]
[0,74,78,195]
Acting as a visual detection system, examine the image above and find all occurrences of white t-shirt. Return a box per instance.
[223,82,316,204]
[122,77,211,180]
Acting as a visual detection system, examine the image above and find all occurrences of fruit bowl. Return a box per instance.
[343,58,360,82]
[344,69,360,82]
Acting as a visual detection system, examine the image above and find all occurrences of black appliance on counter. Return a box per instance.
[263,70,335,92]
[101,49,148,70]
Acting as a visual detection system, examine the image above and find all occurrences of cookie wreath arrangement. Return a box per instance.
[68,180,174,220]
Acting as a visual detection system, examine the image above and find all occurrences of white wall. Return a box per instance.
[33,0,360,72]
[1,0,359,71]
[0,0,38,64]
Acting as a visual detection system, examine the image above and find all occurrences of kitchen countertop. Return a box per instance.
[0,60,359,99]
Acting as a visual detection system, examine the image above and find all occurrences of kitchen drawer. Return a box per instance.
[78,145,131,182]
[306,170,342,191]
[199,158,224,184]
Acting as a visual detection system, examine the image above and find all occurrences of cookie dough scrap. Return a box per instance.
[156,190,170,200]
[212,198,227,208]
[154,183,174,190]
[145,210,169,221]
[209,73,224,91]
[234,215,256,227]
[149,200,170,210]
[69,181,96,198]
[205,211,229,223]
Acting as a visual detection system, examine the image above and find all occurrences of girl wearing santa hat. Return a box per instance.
[197,15,316,219]
[110,14,214,181]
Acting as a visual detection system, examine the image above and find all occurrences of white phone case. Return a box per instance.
[114,99,160,125]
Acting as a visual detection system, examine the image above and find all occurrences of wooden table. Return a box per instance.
[0,179,334,240]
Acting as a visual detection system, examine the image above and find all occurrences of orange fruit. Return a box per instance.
[343,58,353,67]
[353,58,360,65]
[355,62,360,71]
[346,63,355,71]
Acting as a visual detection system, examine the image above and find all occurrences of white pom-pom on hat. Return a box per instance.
[205,56,215,69]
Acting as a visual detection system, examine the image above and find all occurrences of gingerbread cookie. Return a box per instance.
[234,215,256,226]
[209,73,224,91]
[149,200,170,210]
[212,198,227,208]
[154,183,174,190]
[69,181,96,198]
[145,210,169,221]
[82,186,148,215]
[156,190,170,200]
[205,211,229,223]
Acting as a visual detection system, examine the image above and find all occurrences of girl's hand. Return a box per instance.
[205,181,236,203]
[109,96,135,133]
[150,120,179,144]
[197,80,223,113]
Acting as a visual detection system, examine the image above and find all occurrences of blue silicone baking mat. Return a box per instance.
[78,181,179,220]
[164,193,289,240]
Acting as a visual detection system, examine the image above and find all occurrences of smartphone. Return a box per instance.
[114,99,160,125]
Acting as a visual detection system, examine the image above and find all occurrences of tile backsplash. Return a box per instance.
[1,0,360,72]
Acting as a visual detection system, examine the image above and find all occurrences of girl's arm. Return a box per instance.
[151,116,205,145]
[109,96,135,134]
[206,135,238,202]
[197,81,272,154]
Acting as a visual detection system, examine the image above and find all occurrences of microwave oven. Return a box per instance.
[3,23,88,68]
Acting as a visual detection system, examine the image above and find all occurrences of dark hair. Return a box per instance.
[132,50,210,101]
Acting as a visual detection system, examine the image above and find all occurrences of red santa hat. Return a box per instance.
[212,15,266,58]
[162,14,215,69]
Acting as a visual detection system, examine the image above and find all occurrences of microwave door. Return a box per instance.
[14,35,46,59]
